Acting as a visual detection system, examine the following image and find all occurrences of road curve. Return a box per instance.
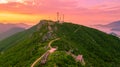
[48,38,60,49]
[31,38,60,67]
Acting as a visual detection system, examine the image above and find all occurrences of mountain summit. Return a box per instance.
[0,20,120,67]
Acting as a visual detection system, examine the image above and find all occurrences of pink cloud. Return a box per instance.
[0,0,120,25]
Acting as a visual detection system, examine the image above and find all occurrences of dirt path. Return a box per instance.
[31,38,60,67]
[74,27,80,33]
[31,51,49,67]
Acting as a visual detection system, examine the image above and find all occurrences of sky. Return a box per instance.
[0,0,120,25]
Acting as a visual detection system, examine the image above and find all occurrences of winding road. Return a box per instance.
[31,38,60,67]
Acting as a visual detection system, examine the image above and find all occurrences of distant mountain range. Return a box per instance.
[96,21,120,29]
[93,21,120,36]
[0,27,25,40]
[0,23,31,40]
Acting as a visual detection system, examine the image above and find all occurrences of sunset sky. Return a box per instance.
[0,0,120,25]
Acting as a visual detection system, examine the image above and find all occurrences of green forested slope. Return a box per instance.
[0,25,36,52]
[0,20,120,67]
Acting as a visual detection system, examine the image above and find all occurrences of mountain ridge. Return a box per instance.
[0,20,120,67]
[0,27,25,40]
[0,23,31,40]
[0,23,30,33]
[93,20,120,36]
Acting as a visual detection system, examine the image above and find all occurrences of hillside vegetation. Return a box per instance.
[0,20,120,67]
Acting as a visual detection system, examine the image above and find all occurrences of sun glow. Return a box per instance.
[0,12,46,25]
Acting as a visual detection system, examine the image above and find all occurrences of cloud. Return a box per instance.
[0,0,120,25]
[0,0,80,14]
[0,0,23,4]
[0,0,8,4]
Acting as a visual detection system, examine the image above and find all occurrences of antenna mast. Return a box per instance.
[63,14,64,22]
[57,12,59,22]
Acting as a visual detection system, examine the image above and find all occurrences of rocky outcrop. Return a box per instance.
[42,31,54,42]
[37,20,47,30]
[37,20,57,42]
